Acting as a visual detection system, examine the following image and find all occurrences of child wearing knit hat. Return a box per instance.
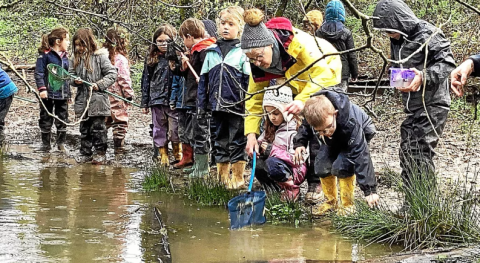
[255,86,306,201]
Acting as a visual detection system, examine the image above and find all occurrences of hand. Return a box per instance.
[91,83,99,91]
[142,108,150,114]
[451,59,474,97]
[39,91,48,99]
[170,104,175,110]
[74,77,83,85]
[365,194,380,208]
[260,142,268,152]
[396,68,422,93]
[246,133,259,158]
[294,146,306,165]
[180,54,189,70]
[169,60,176,71]
[284,100,304,115]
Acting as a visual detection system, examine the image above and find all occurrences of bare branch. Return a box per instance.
[454,0,480,16]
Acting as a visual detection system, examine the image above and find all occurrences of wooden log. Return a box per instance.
[154,207,172,263]
[3,64,36,71]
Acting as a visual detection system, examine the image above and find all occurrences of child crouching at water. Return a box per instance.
[256,86,306,201]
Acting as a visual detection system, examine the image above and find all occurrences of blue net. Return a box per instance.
[228,191,266,229]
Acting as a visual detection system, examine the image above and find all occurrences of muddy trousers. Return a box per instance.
[212,112,247,164]
[39,98,68,134]
[151,105,179,148]
[314,144,357,179]
[193,113,211,155]
[80,116,107,156]
[105,116,128,140]
[177,109,193,144]
[399,106,449,187]
[0,95,14,142]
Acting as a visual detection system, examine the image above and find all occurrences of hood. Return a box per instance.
[94,47,109,56]
[277,118,298,133]
[325,0,346,23]
[191,37,216,53]
[319,21,345,40]
[265,17,293,33]
[372,0,419,37]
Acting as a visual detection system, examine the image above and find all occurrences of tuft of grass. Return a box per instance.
[184,176,239,206]
[264,189,312,227]
[142,166,174,192]
[332,162,480,250]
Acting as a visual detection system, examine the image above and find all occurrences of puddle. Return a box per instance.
[0,156,398,262]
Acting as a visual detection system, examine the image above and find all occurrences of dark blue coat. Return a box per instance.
[169,75,191,109]
[141,55,174,108]
[34,50,71,100]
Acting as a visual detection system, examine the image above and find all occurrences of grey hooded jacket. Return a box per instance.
[69,48,118,117]
[373,0,455,112]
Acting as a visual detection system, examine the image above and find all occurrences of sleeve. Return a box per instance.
[197,53,211,114]
[115,56,134,99]
[293,118,313,149]
[34,53,47,92]
[170,75,181,106]
[469,54,480,77]
[424,33,456,87]
[68,57,81,88]
[345,121,377,196]
[345,31,359,79]
[140,60,150,108]
[95,55,118,92]
[244,75,269,135]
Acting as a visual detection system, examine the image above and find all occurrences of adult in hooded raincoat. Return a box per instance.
[241,8,342,203]
[373,0,456,186]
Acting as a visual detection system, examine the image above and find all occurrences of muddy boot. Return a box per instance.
[305,182,324,204]
[57,131,67,153]
[92,151,106,165]
[278,179,300,202]
[158,147,169,167]
[216,162,231,187]
[230,161,246,189]
[0,129,5,148]
[152,146,159,161]
[312,175,338,216]
[189,154,209,178]
[171,142,182,165]
[338,175,356,216]
[174,144,193,169]
[113,138,125,154]
[40,132,51,152]
[75,154,93,163]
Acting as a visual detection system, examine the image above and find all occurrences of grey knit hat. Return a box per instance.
[241,22,275,49]
[263,86,293,121]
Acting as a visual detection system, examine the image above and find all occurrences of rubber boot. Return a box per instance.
[305,182,324,204]
[40,132,51,152]
[174,144,193,169]
[338,175,356,216]
[113,138,125,154]
[278,179,300,202]
[57,131,67,153]
[312,175,338,216]
[230,161,246,189]
[171,142,182,165]
[189,154,210,178]
[92,151,106,165]
[216,162,231,187]
[159,147,169,167]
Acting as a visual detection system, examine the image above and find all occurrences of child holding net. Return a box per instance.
[34,27,71,152]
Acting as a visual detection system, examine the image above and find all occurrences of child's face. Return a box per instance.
[74,39,86,54]
[245,45,273,69]
[219,15,239,40]
[265,106,284,126]
[57,34,70,52]
[182,35,195,49]
[385,31,401,40]
[156,33,171,53]
[313,110,338,138]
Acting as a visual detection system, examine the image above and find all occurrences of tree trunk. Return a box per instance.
[275,0,289,17]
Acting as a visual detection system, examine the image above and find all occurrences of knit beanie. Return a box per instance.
[241,9,276,49]
[202,19,219,39]
[263,86,293,121]
[325,0,346,23]
[303,10,324,29]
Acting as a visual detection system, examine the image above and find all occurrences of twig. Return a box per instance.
[454,0,480,15]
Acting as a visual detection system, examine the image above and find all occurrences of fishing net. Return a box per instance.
[47,64,71,91]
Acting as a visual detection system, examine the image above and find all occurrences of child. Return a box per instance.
[0,67,18,145]
[294,89,379,215]
[256,86,306,201]
[175,18,216,175]
[103,26,134,154]
[141,24,181,166]
[34,27,71,152]
[302,10,323,35]
[197,6,250,187]
[69,28,118,164]
[317,0,358,91]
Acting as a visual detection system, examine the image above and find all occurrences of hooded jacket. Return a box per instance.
[470,54,480,77]
[245,17,342,135]
[373,0,455,112]
[0,67,18,100]
[108,54,134,122]
[293,89,377,196]
[258,119,307,185]
[69,48,118,117]
[35,50,71,100]
[141,53,175,108]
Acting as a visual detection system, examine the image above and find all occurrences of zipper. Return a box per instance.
[398,41,412,113]
[216,48,224,111]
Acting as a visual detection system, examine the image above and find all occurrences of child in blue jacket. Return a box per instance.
[0,67,18,145]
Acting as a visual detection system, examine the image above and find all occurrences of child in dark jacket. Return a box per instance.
[197,6,250,188]
[69,28,118,164]
[316,0,358,91]
[172,19,216,174]
[294,89,379,215]
[35,27,71,152]
[0,67,18,145]
[256,86,306,201]
[141,24,181,166]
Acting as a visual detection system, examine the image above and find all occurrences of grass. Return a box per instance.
[264,188,312,227]
[142,166,175,192]
[332,162,480,250]
[184,176,239,206]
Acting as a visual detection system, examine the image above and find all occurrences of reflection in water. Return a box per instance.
[0,159,397,262]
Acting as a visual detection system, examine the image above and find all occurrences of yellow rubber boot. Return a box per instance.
[230,161,246,189]
[172,142,182,163]
[216,162,231,186]
[312,175,338,216]
[159,147,169,167]
[338,175,356,216]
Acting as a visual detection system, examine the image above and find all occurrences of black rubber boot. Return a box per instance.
[41,132,51,152]
[57,131,67,152]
